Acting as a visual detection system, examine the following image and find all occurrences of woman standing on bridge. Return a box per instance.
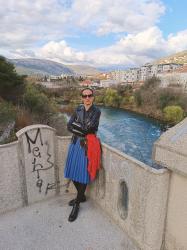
[64,87,101,222]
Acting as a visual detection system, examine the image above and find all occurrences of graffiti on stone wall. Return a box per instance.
[25,128,56,195]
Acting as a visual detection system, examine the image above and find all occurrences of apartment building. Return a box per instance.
[111,63,183,84]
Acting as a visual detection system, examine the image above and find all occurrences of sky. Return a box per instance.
[0,0,187,68]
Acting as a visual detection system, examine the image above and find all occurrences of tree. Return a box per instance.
[0,56,25,102]
[104,89,122,107]
[163,105,184,124]
[141,76,160,90]
[23,84,57,116]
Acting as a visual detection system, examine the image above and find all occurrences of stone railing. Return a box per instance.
[153,117,187,250]
[0,121,15,143]
[0,121,186,250]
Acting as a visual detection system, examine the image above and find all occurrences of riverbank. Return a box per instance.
[96,102,168,127]
[120,105,166,124]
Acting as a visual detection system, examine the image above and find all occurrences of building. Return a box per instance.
[111,63,183,84]
[100,79,117,88]
[140,64,151,81]
[158,65,187,89]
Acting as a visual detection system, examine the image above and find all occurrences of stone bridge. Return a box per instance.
[0,119,187,250]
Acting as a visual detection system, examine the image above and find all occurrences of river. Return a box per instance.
[97,107,164,168]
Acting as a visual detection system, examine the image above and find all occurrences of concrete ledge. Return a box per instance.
[102,142,167,175]
[16,124,56,137]
[0,140,18,148]
[153,118,187,176]
[153,118,187,250]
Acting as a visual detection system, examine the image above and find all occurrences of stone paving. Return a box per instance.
[0,194,137,250]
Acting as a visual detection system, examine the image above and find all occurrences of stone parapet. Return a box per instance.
[1,123,186,250]
[153,118,187,177]
[153,118,187,250]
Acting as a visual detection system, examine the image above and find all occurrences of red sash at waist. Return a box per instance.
[86,134,101,181]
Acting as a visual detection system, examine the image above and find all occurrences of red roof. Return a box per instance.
[80,80,93,86]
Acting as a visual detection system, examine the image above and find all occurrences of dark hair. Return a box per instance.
[81,87,94,95]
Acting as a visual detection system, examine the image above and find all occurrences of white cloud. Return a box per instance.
[0,0,165,49]
[0,0,71,48]
[1,0,187,67]
[36,40,86,63]
[167,30,187,53]
[71,0,165,35]
[31,27,187,67]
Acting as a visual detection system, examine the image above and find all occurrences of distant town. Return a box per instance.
[37,62,187,90]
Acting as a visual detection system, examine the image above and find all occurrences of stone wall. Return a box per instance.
[153,117,187,250]
[0,122,186,250]
[0,141,23,214]
[0,125,60,214]
[57,138,170,250]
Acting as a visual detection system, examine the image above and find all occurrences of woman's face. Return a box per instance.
[81,89,94,107]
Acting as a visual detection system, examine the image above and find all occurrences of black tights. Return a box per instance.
[73,181,87,203]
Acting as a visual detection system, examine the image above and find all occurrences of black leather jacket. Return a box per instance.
[67,104,101,137]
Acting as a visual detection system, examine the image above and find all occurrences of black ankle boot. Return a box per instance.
[68,195,86,206]
[68,202,80,222]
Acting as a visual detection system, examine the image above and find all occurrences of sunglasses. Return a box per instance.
[81,94,93,98]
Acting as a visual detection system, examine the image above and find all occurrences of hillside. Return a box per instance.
[153,50,187,65]
[9,58,74,76]
[67,64,100,75]
[9,58,100,76]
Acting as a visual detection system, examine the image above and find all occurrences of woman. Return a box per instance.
[64,87,101,222]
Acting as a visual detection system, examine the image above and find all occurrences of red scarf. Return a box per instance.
[86,134,101,181]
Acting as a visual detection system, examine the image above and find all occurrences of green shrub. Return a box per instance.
[95,95,104,104]
[134,90,142,106]
[0,101,16,123]
[163,105,184,124]
[128,95,135,104]
[104,89,122,107]
[23,84,57,115]
[158,88,182,109]
[121,95,135,106]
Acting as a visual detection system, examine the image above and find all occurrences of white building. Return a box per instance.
[90,82,102,88]
[111,68,140,84]
[39,81,63,89]
[100,79,117,88]
[127,68,140,83]
[140,63,182,81]
[140,64,151,81]
[110,63,183,85]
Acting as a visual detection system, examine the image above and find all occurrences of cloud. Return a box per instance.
[0,0,71,48]
[70,0,165,35]
[167,30,187,52]
[1,0,187,67]
[31,27,187,67]
[0,0,165,49]
[36,40,86,63]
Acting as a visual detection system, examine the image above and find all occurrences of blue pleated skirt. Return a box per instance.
[64,138,90,184]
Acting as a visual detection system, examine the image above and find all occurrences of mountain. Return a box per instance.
[67,64,100,75]
[98,65,129,72]
[9,58,74,76]
[9,58,101,76]
[153,50,187,65]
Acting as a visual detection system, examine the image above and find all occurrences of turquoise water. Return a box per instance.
[97,107,164,168]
